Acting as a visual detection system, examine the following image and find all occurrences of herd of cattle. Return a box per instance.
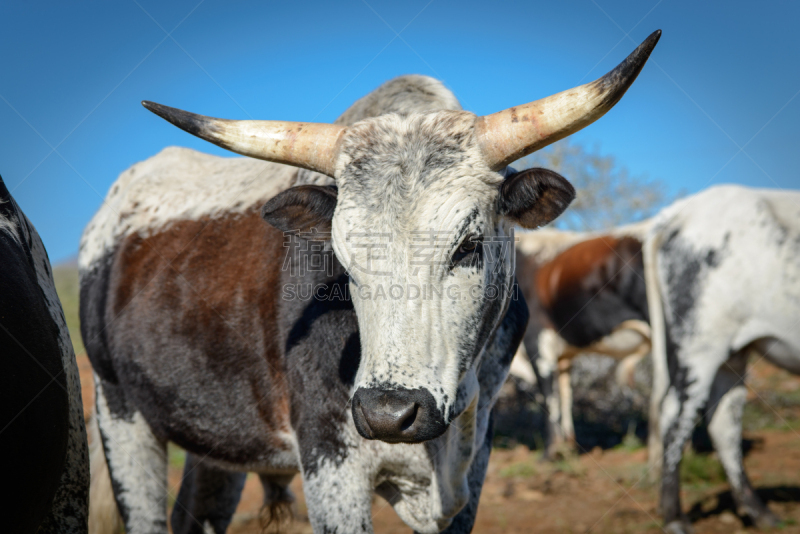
[3,28,800,534]
[508,182,800,532]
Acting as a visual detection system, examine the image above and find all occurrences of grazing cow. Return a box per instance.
[81,33,659,533]
[644,185,800,533]
[512,228,651,456]
[0,177,89,533]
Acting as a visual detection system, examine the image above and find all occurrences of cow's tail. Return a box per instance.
[88,413,122,534]
[643,229,666,480]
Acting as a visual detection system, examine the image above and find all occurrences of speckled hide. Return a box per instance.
[0,176,89,533]
[643,185,800,534]
[80,75,543,534]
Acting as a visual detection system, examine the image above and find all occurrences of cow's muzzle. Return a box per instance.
[352,387,446,443]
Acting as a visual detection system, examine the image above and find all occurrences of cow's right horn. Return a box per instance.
[141,102,346,177]
[476,30,661,171]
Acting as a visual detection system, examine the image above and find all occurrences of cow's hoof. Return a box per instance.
[545,443,578,462]
[740,500,780,529]
[664,518,694,534]
[752,509,780,529]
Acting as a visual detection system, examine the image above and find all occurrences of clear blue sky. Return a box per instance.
[1,0,798,262]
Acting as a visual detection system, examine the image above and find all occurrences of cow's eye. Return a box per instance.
[458,240,477,254]
[451,236,483,268]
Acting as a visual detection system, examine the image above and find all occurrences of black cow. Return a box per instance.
[0,176,88,533]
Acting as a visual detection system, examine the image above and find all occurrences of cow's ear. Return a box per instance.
[261,185,338,234]
[496,168,575,229]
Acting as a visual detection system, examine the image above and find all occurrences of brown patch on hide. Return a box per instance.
[109,208,292,444]
[534,236,642,314]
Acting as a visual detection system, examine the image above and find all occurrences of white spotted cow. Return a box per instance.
[81,33,660,533]
[0,177,89,533]
[644,185,800,533]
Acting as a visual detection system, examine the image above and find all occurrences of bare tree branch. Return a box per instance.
[514,139,679,231]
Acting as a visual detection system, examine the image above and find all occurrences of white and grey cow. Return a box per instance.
[0,176,89,533]
[644,185,800,533]
[81,33,660,533]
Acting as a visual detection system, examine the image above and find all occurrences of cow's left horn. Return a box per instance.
[142,102,346,177]
[476,30,661,171]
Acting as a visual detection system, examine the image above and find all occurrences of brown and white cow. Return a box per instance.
[511,227,652,456]
[80,33,660,534]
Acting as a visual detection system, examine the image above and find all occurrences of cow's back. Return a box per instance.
[651,185,800,354]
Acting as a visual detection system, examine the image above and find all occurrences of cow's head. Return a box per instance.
[143,31,659,444]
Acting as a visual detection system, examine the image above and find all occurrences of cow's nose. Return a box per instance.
[352,387,446,443]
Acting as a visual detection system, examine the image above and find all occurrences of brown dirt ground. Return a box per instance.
[78,353,800,533]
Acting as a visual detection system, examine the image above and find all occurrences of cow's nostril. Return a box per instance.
[356,400,374,439]
[398,403,418,432]
[351,386,446,443]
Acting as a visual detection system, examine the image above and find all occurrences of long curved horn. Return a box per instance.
[141,102,346,176]
[476,30,661,171]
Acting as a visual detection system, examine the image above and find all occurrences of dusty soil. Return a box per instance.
[78,353,800,533]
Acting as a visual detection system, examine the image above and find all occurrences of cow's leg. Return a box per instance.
[530,348,562,457]
[258,474,296,527]
[95,378,168,534]
[170,453,246,534]
[534,328,566,458]
[706,352,778,527]
[659,354,718,534]
[557,356,576,449]
[301,451,373,533]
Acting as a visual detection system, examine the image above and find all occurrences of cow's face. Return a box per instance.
[262,111,574,442]
[142,30,660,443]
